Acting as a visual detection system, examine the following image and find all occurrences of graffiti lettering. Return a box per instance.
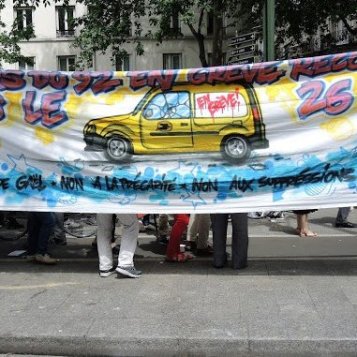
[16,174,46,191]
[28,71,68,90]
[72,71,123,95]
[129,70,177,91]
[22,90,68,128]
[297,79,354,120]
[196,92,240,118]
[290,52,357,81]
[99,174,177,192]
[188,63,285,86]
[0,178,9,190]
[72,72,93,95]
[0,70,26,91]
[192,178,218,192]
[229,176,254,192]
[22,91,42,124]
[258,165,354,190]
[91,71,123,95]
[60,176,84,191]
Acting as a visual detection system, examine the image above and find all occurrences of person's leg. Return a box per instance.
[142,214,150,226]
[335,207,353,227]
[34,212,57,264]
[231,213,248,270]
[116,214,139,267]
[36,212,55,255]
[96,213,115,276]
[27,212,40,256]
[299,213,317,237]
[116,214,141,278]
[53,212,66,245]
[196,214,211,250]
[211,214,228,268]
[166,214,190,261]
[186,214,198,251]
[296,213,303,233]
[336,207,349,223]
[158,214,170,244]
[188,214,198,241]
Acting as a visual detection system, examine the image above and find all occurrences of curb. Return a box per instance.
[0,336,356,356]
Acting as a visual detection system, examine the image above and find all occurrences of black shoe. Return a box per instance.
[195,245,214,256]
[184,240,197,251]
[232,263,248,270]
[213,255,228,268]
[158,236,169,245]
[54,239,67,246]
[213,264,225,269]
[335,221,355,228]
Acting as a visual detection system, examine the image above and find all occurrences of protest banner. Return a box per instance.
[0,52,356,213]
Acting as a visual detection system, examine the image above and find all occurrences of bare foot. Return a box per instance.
[299,230,318,238]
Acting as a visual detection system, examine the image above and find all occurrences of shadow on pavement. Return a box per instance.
[2,258,357,276]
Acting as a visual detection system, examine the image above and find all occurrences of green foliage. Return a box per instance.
[2,0,355,68]
[0,0,241,67]
[72,0,146,68]
[241,0,357,57]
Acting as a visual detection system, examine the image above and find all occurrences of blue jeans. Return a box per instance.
[27,212,55,255]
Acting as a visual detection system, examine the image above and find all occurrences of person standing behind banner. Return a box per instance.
[335,207,355,228]
[188,214,213,255]
[293,210,317,237]
[210,213,248,270]
[53,212,67,245]
[27,212,57,264]
[96,213,142,278]
[166,214,193,262]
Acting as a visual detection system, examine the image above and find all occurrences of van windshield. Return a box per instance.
[143,92,191,119]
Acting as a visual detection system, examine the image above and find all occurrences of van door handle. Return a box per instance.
[180,123,189,127]
[157,122,171,131]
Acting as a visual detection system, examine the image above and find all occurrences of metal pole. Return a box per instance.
[263,0,275,61]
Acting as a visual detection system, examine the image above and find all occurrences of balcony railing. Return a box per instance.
[56,30,75,37]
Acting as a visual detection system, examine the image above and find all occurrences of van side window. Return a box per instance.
[143,92,190,120]
[194,91,248,118]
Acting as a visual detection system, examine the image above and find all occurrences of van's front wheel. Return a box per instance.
[105,136,132,162]
[221,135,251,164]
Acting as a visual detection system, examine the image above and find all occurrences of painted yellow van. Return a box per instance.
[83,83,268,164]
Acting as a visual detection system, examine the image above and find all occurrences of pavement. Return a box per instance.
[1,208,357,356]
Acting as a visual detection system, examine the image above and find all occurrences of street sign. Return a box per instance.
[228,56,255,65]
[230,44,255,57]
[229,32,256,47]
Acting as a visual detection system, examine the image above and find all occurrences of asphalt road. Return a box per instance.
[1,208,357,356]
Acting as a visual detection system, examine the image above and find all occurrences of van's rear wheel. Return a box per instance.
[221,135,250,164]
[105,136,132,162]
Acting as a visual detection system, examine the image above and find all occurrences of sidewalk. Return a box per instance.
[1,208,357,356]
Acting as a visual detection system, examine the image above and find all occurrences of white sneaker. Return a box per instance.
[116,266,142,278]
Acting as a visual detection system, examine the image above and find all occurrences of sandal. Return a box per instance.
[299,231,318,238]
[165,252,194,263]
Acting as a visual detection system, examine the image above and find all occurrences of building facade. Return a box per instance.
[2,0,236,71]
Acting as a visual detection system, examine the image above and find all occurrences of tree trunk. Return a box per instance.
[187,12,208,67]
[211,3,224,66]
